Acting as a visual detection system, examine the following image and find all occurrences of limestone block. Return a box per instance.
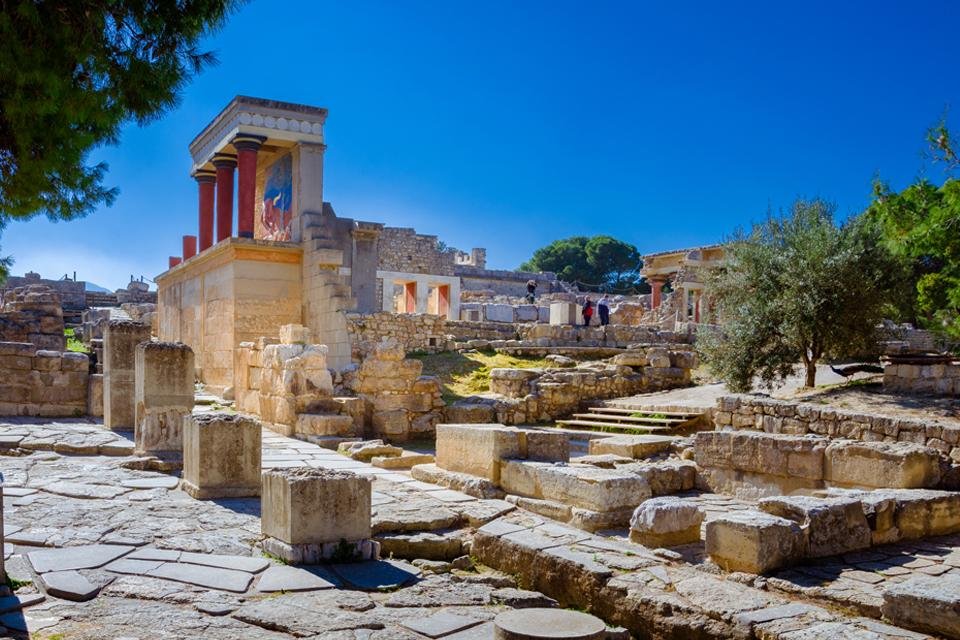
[261,467,372,550]
[629,497,704,547]
[890,489,960,539]
[61,351,89,372]
[103,320,151,429]
[484,303,516,323]
[824,440,941,489]
[537,306,551,323]
[881,574,960,639]
[705,510,805,574]
[515,305,538,322]
[589,434,674,459]
[87,373,103,418]
[694,430,828,484]
[500,460,651,512]
[279,323,312,344]
[338,439,403,461]
[296,413,355,437]
[758,495,870,557]
[181,413,261,499]
[134,341,194,456]
[435,424,522,482]
[444,402,496,423]
[549,302,579,326]
[523,430,569,462]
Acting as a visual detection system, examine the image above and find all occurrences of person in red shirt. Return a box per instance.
[582,298,594,327]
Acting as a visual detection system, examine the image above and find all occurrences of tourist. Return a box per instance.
[582,298,594,327]
[598,295,610,326]
[526,279,537,303]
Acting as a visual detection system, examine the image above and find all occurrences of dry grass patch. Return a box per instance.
[410,349,556,403]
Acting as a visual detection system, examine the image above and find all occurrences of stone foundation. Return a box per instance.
[884,359,960,396]
[0,342,89,417]
[181,413,262,499]
[435,423,568,483]
[0,284,66,351]
[134,341,195,457]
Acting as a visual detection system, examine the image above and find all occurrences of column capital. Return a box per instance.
[232,134,267,152]
[192,169,217,184]
[212,153,238,169]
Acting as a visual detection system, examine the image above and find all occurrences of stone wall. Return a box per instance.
[0,285,66,351]
[516,323,686,348]
[0,342,89,417]
[377,227,457,276]
[344,312,451,360]
[482,346,697,424]
[456,266,559,297]
[884,361,960,396]
[713,394,960,464]
[1,273,85,310]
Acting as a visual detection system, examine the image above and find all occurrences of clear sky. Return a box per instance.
[4,0,959,290]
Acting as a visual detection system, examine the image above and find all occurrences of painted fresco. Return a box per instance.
[262,153,293,241]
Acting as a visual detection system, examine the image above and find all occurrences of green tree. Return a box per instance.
[520,235,644,292]
[0,0,240,224]
[699,199,899,391]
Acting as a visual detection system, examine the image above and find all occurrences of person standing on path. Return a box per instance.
[582,298,594,327]
[598,295,610,326]
[526,279,537,303]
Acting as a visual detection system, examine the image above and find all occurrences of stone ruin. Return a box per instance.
[0,284,66,351]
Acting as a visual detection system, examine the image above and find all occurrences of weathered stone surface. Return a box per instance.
[332,559,420,591]
[705,510,805,574]
[103,320,151,429]
[28,544,134,573]
[339,439,403,461]
[402,610,483,638]
[262,466,372,546]
[824,440,941,489]
[372,451,435,469]
[181,412,261,499]
[435,424,521,482]
[255,565,336,592]
[500,460,651,513]
[145,561,254,593]
[410,463,505,499]
[494,607,606,639]
[758,495,871,557]
[629,497,704,547]
[134,341,194,456]
[589,434,675,459]
[881,573,960,638]
[38,569,100,601]
[375,531,464,560]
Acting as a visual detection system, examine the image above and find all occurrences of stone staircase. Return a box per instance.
[555,406,703,435]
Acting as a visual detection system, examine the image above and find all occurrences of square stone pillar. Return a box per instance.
[103,320,152,430]
[181,413,261,499]
[261,467,376,564]
[134,342,195,457]
[549,302,578,326]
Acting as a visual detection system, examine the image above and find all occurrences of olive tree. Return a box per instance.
[699,199,899,391]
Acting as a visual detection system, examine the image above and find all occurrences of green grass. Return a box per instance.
[411,349,556,403]
[64,328,90,354]
[632,411,667,420]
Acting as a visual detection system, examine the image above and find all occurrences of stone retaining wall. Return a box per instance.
[0,342,90,417]
[714,394,960,463]
[0,285,66,351]
[344,312,451,360]
[884,361,960,396]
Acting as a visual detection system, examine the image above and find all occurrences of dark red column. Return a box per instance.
[650,279,664,309]
[213,154,237,243]
[195,170,216,252]
[169,256,182,269]
[233,135,265,239]
[182,235,197,261]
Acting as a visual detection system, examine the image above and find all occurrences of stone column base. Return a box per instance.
[262,537,380,564]
[629,523,702,548]
[179,479,259,500]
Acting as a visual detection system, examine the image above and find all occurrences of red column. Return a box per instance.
[233,135,265,239]
[195,170,216,252]
[169,256,182,269]
[213,154,237,243]
[182,235,197,261]
[651,279,664,309]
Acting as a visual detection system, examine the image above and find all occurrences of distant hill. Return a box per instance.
[84,282,112,293]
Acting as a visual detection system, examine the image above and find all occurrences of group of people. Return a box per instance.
[581,295,610,326]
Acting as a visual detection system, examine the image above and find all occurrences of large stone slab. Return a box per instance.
[435,424,522,482]
[589,434,675,459]
[255,565,336,592]
[500,460,651,512]
[38,569,99,601]
[493,607,606,639]
[705,510,805,574]
[145,561,254,593]
[181,412,261,499]
[28,544,134,573]
[824,440,941,489]
[629,497,704,547]
[758,495,871,557]
[881,573,960,638]
[331,559,419,591]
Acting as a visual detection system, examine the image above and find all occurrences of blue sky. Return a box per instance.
[5,0,959,290]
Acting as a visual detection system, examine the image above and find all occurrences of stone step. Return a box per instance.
[554,420,671,433]
[571,413,690,426]
[371,451,436,469]
[590,406,701,418]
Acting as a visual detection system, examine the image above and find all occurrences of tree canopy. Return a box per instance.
[699,199,900,391]
[0,0,239,224]
[519,235,645,292]
[866,120,960,339]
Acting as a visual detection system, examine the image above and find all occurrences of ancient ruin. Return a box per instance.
[2,94,960,640]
